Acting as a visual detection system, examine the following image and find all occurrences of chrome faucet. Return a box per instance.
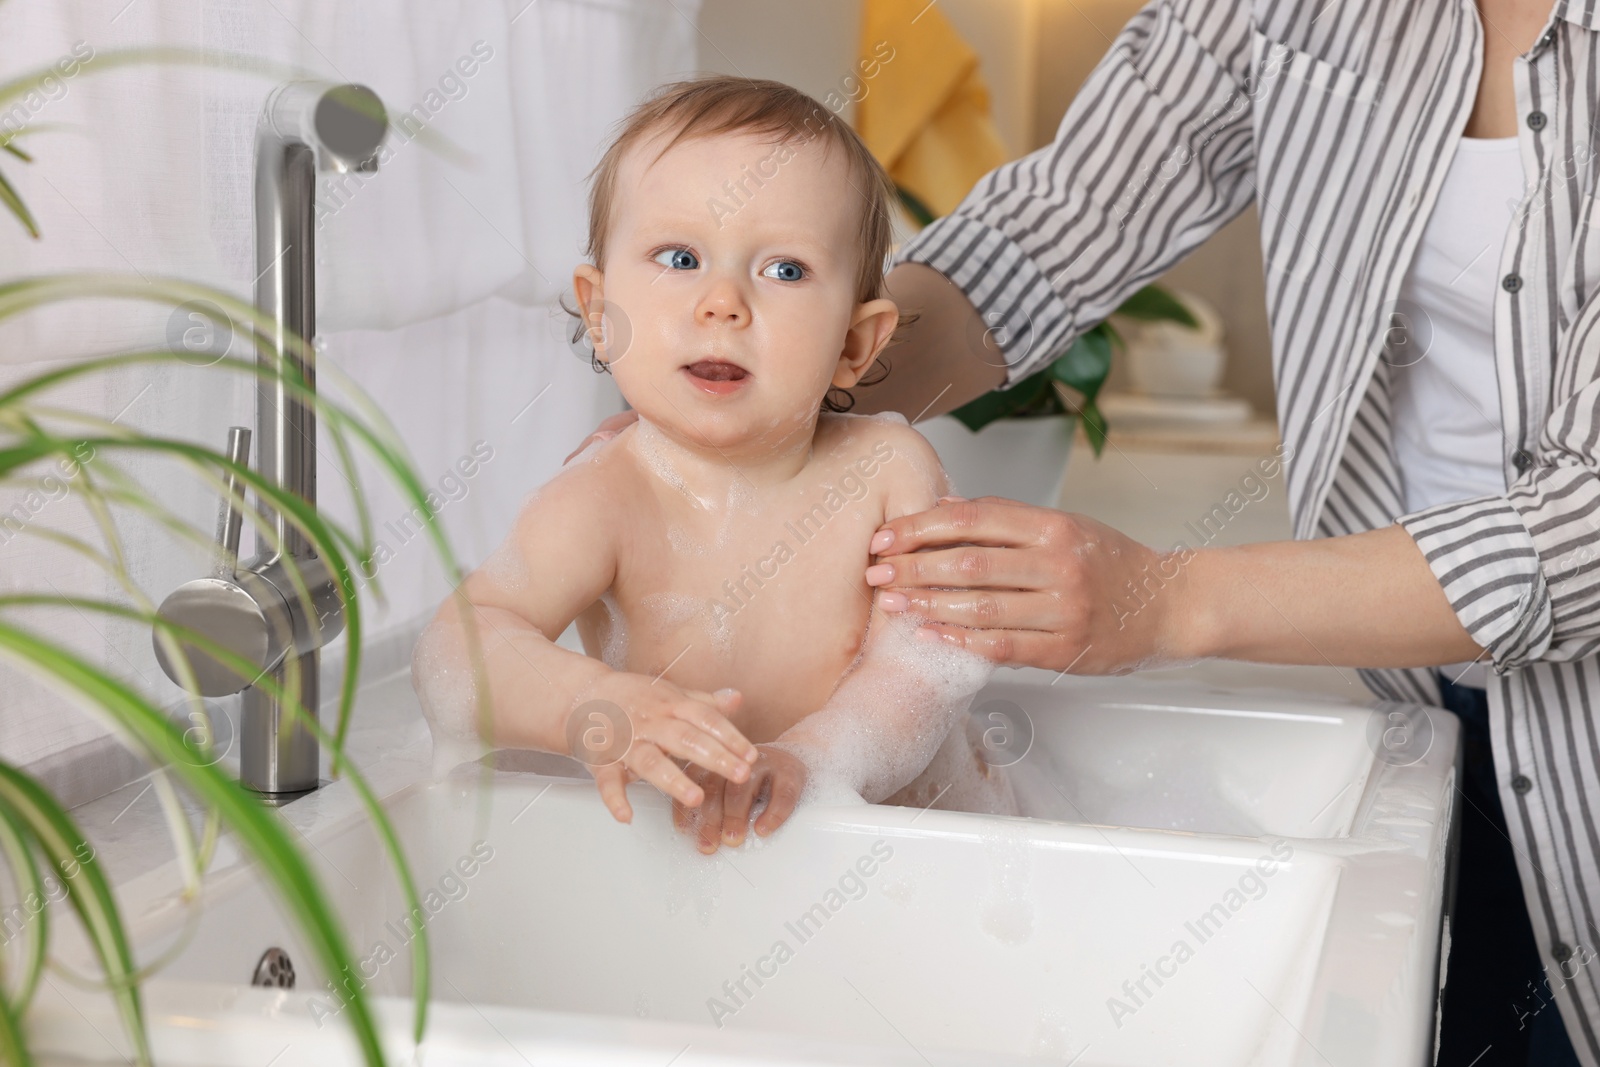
[153,82,387,801]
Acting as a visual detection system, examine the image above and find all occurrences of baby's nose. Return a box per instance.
[699,300,745,324]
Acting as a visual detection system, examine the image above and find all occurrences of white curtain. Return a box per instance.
[0,0,702,789]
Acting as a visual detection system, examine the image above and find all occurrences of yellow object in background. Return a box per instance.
[856,0,1010,219]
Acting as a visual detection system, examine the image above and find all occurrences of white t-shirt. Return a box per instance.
[1389,135,1525,688]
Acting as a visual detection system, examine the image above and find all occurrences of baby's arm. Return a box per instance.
[411,453,757,820]
[772,421,994,802]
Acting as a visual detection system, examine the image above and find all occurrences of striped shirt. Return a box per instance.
[896,0,1600,1055]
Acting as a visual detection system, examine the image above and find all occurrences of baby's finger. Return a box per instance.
[643,717,753,783]
[721,767,763,848]
[673,765,712,832]
[696,778,725,854]
[628,743,704,808]
[592,765,633,824]
[673,696,759,764]
[754,773,803,837]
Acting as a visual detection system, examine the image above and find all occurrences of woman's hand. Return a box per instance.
[673,745,808,853]
[864,496,1198,675]
[564,409,640,463]
[866,496,1485,675]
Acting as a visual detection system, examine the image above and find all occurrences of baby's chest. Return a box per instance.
[595,498,884,734]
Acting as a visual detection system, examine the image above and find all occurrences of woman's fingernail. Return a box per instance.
[879,591,909,612]
[915,626,940,641]
[865,563,894,586]
[938,495,965,504]
[870,529,895,553]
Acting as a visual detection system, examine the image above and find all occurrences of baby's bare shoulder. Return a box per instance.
[816,412,948,518]
[505,428,645,536]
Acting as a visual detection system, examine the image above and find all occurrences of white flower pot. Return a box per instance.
[915,412,1076,508]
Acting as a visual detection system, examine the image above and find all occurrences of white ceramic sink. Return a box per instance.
[29,667,1458,1066]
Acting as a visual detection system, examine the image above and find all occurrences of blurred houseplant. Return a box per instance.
[896,189,1199,506]
[0,42,476,1067]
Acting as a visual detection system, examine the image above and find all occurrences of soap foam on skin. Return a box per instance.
[413,612,500,775]
[631,418,704,507]
[598,591,629,669]
[639,591,733,655]
[769,610,996,807]
[667,524,707,556]
[479,538,531,593]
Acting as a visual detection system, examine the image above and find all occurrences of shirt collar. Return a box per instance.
[1553,0,1600,33]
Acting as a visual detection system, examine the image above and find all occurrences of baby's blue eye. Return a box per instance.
[654,248,699,271]
[763,260,805,282]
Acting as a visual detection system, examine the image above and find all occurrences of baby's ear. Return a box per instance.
[832,297,901,388]
[572,263,604,317]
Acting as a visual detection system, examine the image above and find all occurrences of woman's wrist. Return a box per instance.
[1154,544,1225,664]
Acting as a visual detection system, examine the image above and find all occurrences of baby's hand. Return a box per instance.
[577,674,758,824]
[673,745,808,853]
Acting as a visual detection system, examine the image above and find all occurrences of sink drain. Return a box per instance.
[252,947,295,989]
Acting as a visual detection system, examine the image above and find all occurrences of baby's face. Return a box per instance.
[575,129,895,454]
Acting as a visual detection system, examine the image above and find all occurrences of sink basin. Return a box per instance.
[29,667,1458,1066]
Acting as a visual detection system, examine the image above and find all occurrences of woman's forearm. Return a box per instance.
[1169,524,1485,669]
[851,263,1008,421]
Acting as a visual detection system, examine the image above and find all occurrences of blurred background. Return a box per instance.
[698,0,1275,418]
[0,0,1313,811]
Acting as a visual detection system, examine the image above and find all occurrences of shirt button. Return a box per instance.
[1514,449,1535,473]
[1528,110,1548,131]
[1555,942,1574,964]
[1503,273,1524,293]
[1513,774,1534,795]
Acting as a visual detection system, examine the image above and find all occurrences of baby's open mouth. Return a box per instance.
[684,360,748,382]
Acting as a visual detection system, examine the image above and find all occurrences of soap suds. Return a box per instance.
[639,591,733,656]
[411,613,501,775]
[598,592,629,669]
[478,539,530,593]
[770,611,995,806]
[667,524,707,556]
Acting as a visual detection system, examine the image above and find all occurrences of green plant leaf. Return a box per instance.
[0,166,39,239]
[1113,285,1199,328]
[0,629,389,1067]
[946,371,1054,432]
[0,987,33,1067]
[0,804,47,1011]
[0,594,433,1049]
[1047,328,1114,404]
[0,766,147,1065]
[1078,397,1110,457]
[893,185,936,228]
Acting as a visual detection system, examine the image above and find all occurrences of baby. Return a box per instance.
[412,75,1016,852]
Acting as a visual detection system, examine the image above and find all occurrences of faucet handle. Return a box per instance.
[213,426,251,578]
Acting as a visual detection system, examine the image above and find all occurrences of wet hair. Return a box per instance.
[566,74,913,411]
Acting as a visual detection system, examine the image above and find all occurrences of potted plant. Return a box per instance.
[894,187,1199,506]
[0,49,472,1067]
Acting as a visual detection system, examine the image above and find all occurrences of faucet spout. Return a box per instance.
[154,82,386,802]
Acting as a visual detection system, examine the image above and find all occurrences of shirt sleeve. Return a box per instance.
[892,0,1260,386]
[1397,309,1600,672]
